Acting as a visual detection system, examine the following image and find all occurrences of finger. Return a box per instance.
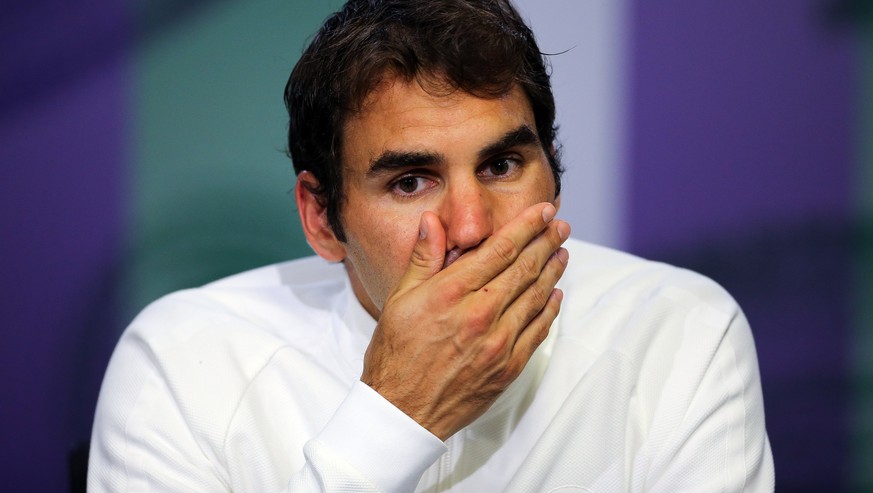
[452,202,560,289]
[395,211,446,292]
[510,286,563,363]
[481,219,570,314]
[498,246,568,331]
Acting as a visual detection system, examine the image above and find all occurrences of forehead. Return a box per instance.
[341,77,537,169]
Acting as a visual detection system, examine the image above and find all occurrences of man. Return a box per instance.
[89,0,774,491]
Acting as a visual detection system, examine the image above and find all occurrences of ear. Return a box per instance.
[295,171,346,262]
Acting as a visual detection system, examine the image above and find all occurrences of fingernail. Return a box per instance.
[556,247,569,265]
[557,221,570,241]
[542,204,556,223]
[419,216,428,240]
[552,288,564,302]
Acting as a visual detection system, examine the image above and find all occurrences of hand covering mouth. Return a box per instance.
[442,247,467,270]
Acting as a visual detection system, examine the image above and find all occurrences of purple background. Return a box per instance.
[630,1,861,490]
[631,1,856,252]
[0,1,128,491]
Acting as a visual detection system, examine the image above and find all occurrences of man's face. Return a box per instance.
[337,77,558,318]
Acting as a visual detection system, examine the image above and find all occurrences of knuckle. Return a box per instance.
[409,247,431,270]
[530,322,551,349]
[524,284,549,313]
[481,332,510,360]
[516,253,540,278]
[443,281,468,303]
[491,235,519,265]
[465,304,494,336]
[493,358,522,386]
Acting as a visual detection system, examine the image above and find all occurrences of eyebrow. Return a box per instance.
[477,124,539,161]
[366,124,540,177]
[367,150,445,177]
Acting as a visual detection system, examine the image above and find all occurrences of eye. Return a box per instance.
[481,156,521,178]
[390,175,434,197]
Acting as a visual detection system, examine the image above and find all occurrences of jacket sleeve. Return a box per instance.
[285,382,447,492]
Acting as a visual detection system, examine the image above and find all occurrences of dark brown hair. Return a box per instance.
[285,0,562,241]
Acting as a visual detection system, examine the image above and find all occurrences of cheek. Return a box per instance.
[345,210,421,279]
[382,216,422,270]
[492,184,553,226]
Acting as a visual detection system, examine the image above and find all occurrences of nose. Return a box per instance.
[438,182,494,251]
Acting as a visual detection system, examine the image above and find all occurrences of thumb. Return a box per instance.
[398,211,445,289]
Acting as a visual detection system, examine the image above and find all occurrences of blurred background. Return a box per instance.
[0,0,869,491]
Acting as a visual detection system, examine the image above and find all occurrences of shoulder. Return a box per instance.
[90,256,352,490]
[557,238,746,357]
[101,255,350,434]
[531,240,773,491]
[561,238,737,305]
[129,255,348,352]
